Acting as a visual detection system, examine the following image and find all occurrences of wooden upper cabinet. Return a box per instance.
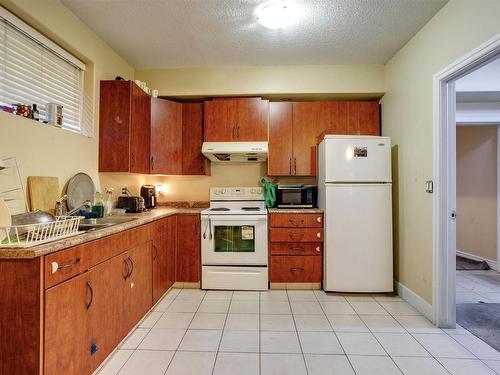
[204,98,269,142]
[347,101,380,135]
[204,99,238,141]
[268,102,293,176]
[268,100,380,177]
[99,80,150,173]
[292,102,326,176]
[236,98,269,141]
[182,103,210,175]
[151,98,182,175]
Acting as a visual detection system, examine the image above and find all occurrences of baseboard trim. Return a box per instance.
[396,282,434,321]
[456,250,498,271]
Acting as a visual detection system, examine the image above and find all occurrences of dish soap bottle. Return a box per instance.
[92,192,105,218]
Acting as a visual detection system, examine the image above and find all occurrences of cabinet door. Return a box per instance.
[130,84,151,174]
[319,101,348,135]
[99,81,131,172]
[167,215,177,289]
[152,219,169,303]
[176,215,200,283]
[270,255,322,282]
[126,242,153,327]
[44,272,91,375]
[182,103,210,175]
[204,100,237,141]
[89,254,129,373]
[348,102,380,136]
[291,102,325,176]
[268,102,293,175]
[151,98,182,174]
[237,98,269,141]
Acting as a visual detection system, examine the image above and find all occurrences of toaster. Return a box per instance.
[116,196,145,213]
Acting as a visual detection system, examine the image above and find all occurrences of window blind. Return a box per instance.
[0,8,88,136]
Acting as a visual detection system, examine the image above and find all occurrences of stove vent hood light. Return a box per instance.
[202,142,268,163]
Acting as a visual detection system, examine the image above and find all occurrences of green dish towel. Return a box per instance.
[260,178,276,208]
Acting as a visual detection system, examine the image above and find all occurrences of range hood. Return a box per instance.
[202,142,268,162]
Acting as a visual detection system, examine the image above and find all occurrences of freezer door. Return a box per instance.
[323,184,393,292]
[319,136,391,183]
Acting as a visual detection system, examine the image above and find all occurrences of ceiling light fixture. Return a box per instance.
[256,1,301,30]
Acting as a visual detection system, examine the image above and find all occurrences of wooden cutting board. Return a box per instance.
[27,176,60,215]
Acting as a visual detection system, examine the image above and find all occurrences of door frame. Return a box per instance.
[433,34,500,328]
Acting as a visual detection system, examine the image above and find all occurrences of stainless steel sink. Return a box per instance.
[78,217,138,231]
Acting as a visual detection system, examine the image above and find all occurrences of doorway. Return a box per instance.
[434,34,500,330]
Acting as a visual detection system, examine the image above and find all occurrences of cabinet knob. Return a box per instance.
[316,216,322,223]
[51,261,58,274]
[316,246,320,252]
[316,232,321,238]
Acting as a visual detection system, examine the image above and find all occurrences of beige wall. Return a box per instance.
[0,0,144,203]
[135,65,385,98]
[457,126,497,262]
[382,0,500,303]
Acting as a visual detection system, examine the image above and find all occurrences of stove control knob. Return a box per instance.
[220,189,227,195]
[250,188,256,194]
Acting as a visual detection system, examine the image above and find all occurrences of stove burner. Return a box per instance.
[209,207,230,211]
[242,207,261,211]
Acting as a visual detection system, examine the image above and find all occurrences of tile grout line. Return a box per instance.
[210,290,234,375]
[315,291,358,375]
[287,290,312,375]
[162,289,206,375]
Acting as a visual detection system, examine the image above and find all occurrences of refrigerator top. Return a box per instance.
[321,135,391,141]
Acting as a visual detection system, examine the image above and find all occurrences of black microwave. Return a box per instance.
[276,185,318,208]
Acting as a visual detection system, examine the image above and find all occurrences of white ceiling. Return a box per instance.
[62,0,448,69]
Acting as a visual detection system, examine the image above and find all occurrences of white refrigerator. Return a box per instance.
[318,135,393,292]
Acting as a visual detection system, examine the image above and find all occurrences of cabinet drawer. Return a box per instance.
[269,228,323,242]
[45,245,88,289]
[270,255,322,282]
[270,242,322,256]
[270,213,323,228]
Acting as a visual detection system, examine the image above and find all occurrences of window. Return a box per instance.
[0,7,89,136]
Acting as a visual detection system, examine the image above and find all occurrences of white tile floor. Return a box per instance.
[456,270,500,303]
[95,288,500,375]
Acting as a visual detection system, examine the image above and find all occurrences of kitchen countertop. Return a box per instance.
[267,208,324,214]
[0,207,204,260]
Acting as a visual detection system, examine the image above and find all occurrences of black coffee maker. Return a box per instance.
[140,185,157,209]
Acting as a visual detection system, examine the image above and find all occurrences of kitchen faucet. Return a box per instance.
[67,200,92,216]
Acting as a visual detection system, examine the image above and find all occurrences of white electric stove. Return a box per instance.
[201,187,268,290]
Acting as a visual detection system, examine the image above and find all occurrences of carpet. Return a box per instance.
[456,303,500,352]
[456,255,490,271]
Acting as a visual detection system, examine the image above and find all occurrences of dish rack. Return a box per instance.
[0,216,82,248]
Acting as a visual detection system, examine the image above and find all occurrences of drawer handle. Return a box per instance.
[123,258,130,280]
[289,233,304,240]
[51,258,80,274]
[289,247,304,251]
[290,267,305,273]
[289,218,304,225]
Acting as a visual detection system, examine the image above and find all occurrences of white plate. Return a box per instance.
[66,173,96,210]
[0,198,12,242]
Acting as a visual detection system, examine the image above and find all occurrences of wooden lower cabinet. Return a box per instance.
[269,212,324,284]
[44,272,92,375]
[152,217,177,304]
[88,253,130,372]
[270,256,322,282]
[126,243,153,328]
[1,214,199,374]
[176,214,201,283]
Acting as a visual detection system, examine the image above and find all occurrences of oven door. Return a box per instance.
[201,214,268,266]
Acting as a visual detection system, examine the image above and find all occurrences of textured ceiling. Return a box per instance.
[62,0,448,69]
